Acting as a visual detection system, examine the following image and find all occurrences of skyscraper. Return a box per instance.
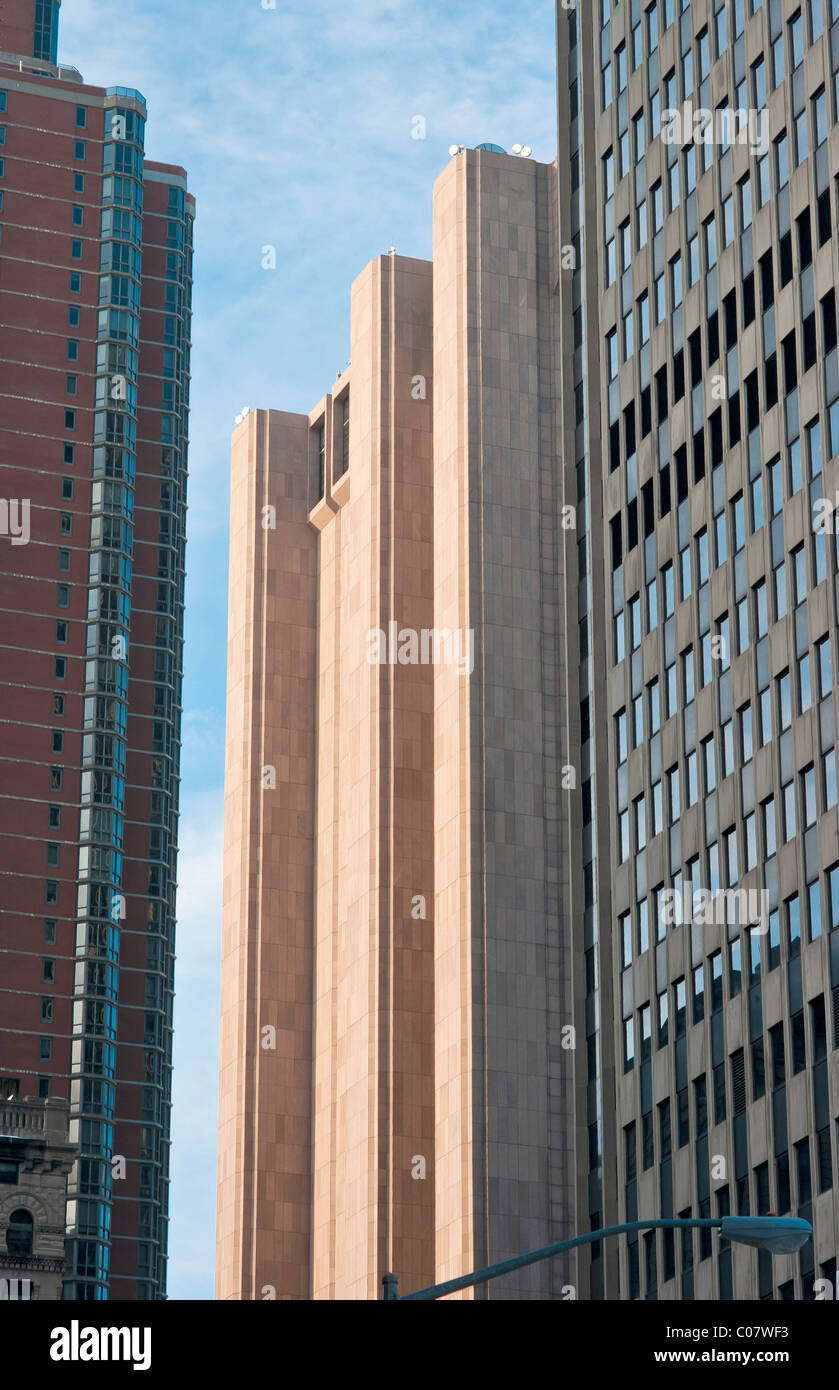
[560,0,839,1300]
[219,0,839,1301]
[0,0,193,1298]
[218,157,581,1301]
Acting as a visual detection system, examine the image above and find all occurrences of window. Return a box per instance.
[754,580,768,638]
[729,939,742,996]
[721,720,734,779]
[680,545,692,600]
[5,1210,34,1258]
[607,329,618,380]
[808,879,822,941]
[794,109,808,165]
[620,221,632,273]
[782,781,796,841]
[603,149,615,201]
[710,951,723,1012]
[639,901,650,954]
[648,3,659,50]
[72,205,83,226]
[813,87,827,147]
[789,9,804,67]
[621,912,632,968]
[616,709,628,764]
[703,736,716,793]
[682,648,695,703]
[759,686,772,745]
[649,679,660,734]
[745,811,757,870]
[762,796,777,857]
[686,750,698,806]
[658,991,669,1048]
[74,173,85,193]
[775,133,789,190]
[670,253,683,307]
[739,704,753,762]
[732,493,745,551]
[652,181,664,234]
[0,92,6,114]
[798,652,812,712]
[824,749,838,808]
[624,1017,635,1072]
[818,637,832,698]
[696,529,709,586]
[630,595,641,650]
[774,560,787,620]
[802,765,817,826]
[76,105,87,128]
[724,825,738,883]
[74,140,86,160]
[70,272,81,294]
[787,895,802,958]
[792,546,807,606]
[778,670,792,730]
[602,59,613,109]
[666,662,677,718]
[64,410,76,430]
[693,965,705,1023]
[714,511,727,567]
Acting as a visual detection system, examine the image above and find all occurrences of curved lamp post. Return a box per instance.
[381,1215,812,1301]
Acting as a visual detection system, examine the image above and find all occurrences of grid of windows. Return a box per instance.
[588,0,839,1301]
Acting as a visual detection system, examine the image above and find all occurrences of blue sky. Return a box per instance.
[59,0,557,1299]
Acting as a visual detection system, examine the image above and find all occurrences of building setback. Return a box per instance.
[0,0,193,1298]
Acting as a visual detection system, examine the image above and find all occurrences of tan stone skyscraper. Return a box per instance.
[217,150,584,1300]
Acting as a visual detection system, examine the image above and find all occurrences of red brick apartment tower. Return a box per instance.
[0,0,193,1298]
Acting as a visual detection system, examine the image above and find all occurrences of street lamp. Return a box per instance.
[382,1215,812,1300]
[719,1215,811,1254]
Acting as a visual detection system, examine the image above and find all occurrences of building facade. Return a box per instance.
[0,1096,75,1301]
[0,0,194,1298]
[560,0,839,1299]
[218,154,586,1301]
